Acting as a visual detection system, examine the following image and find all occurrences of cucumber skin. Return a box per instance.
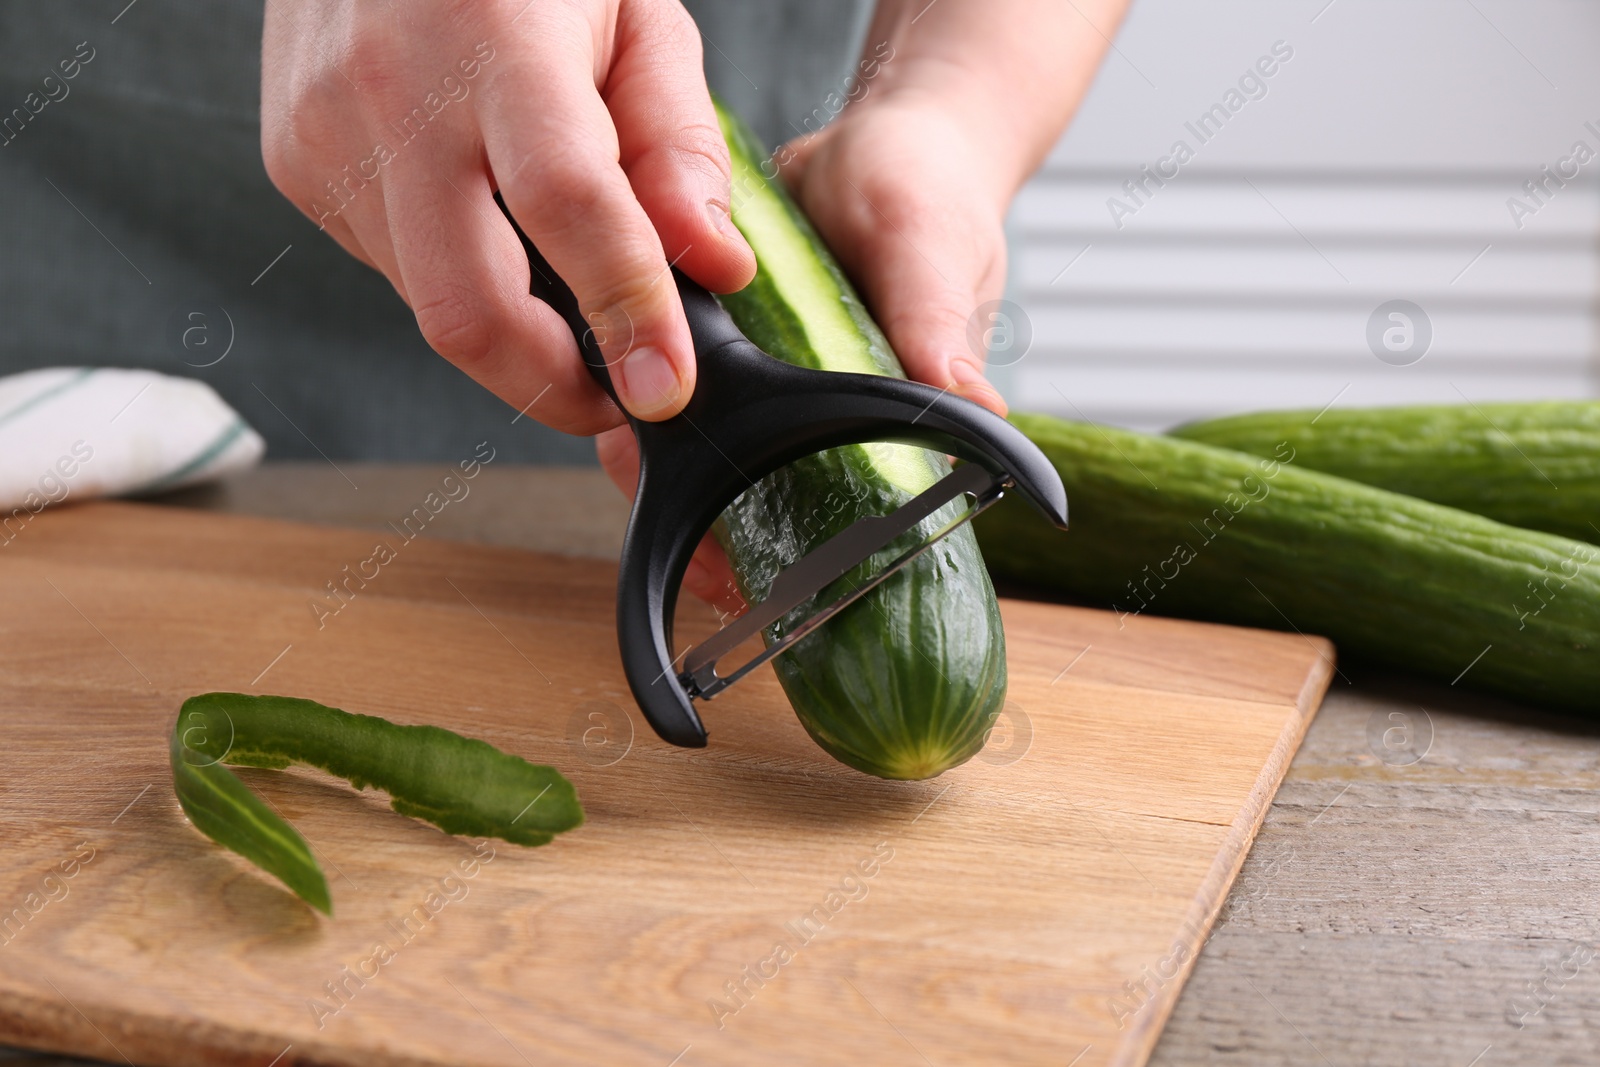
[1170,402,1600,542]
[977,414,1600,713]
[710,101,1007,780]
[716,447,1007,780]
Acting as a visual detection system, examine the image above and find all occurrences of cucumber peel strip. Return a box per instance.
[170,692,583,914]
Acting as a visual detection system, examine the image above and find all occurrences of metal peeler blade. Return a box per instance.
[680,464,1010,700]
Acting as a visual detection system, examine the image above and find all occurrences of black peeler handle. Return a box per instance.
[500,198,1068,749]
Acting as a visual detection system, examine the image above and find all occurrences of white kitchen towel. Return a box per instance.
[0,367,264,512]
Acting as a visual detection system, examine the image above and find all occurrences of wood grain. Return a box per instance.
[1151,678,1600,1067]
[0,500,1331,1067]
[153,465,1600,1067]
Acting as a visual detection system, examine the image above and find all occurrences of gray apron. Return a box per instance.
[0,0,869,462]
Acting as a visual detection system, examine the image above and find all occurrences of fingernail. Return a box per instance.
[949,360,1008,416]
[707,199,744,242]
[614,345,682,418]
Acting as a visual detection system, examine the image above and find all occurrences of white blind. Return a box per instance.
[996,0,1600,432]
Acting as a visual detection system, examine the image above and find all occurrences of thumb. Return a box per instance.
[872,243,1010,418]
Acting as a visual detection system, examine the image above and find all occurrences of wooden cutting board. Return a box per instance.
[0,501,1332,1067]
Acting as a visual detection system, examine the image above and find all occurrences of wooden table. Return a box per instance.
[10,464,1598,1067]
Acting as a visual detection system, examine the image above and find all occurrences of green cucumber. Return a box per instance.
[710,99,1006,780]
[976,414,1599,713]
[1170,402,1600,542]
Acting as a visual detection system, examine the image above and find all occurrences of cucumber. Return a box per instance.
[709,99,1006,780]
[976,414,1599,713]
[1170,402,1600,542]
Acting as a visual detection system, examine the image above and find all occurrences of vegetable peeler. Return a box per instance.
[506,208,1069,748]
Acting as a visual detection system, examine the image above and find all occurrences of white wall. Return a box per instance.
[997,0,1600,431]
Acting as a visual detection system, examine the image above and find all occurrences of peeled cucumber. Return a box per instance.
[709,99,1006,779]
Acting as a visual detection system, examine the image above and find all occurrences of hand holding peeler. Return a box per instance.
[504,205,1069,748]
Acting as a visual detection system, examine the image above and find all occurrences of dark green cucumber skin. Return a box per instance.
[1170,402,1600,542]
[977,414,1599,713]
[711,105,1006,780]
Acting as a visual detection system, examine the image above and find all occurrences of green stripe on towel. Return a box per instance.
[0,367,96,431]
[132,418,251,495]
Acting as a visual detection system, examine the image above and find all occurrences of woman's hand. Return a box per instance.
[773,0,1131,426]
[260,0,756,433]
